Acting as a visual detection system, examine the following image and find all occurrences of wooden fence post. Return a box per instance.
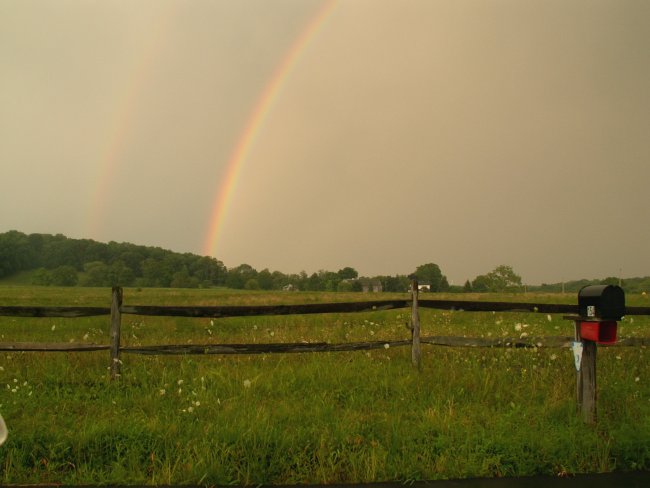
[580,340,597,424]
[110,286,123,380]
[574,320,596,424]
[410,277,421,370]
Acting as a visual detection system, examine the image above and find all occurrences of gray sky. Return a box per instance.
[2,0,649,285]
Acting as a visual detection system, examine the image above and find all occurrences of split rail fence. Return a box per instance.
[2,284,650,422]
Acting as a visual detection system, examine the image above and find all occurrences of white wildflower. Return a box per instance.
[635,377,640,382]
[550,354,557,361]
[514,323,522,332]
[384,343,390,349]
[177,379,183,385]
[547,315,552,322]
[520,332,529,338]
[243,379,251,388]
[51,325,56,331]
[159,389,166,396]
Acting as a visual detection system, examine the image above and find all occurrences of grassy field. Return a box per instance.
[0,286,649,485]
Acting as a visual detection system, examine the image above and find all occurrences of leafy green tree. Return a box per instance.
[108,261,135,286]
[82,261,110,286]
[244,278,260,290]
[257,269,274,290]
[337,280,354,292]
[226,264,257,289]
[472,265,522,292]
[471,274,490,292]
[141,258,165,287]
[271,271,289,290]
[50,265,78,286]
[350,279,363,292]
[31,268,52,286]
[337,267,358,280]
[463,280,472,292]
[190,256,226,286]
[170,269,199,288]
[0,230,36,277]
[306,272,324,291]
[486,264,522,292]
[601,276,623,287]
[414,263,448,292]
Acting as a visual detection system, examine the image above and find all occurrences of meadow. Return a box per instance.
[0,286,649,485]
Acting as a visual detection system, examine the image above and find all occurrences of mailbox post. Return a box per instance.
[566,285,625,423]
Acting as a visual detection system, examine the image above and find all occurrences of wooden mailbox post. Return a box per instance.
[567,284,625,424]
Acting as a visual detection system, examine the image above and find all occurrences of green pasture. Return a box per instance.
[0,286,649,485]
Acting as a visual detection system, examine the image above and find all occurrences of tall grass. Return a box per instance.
[0,286,649,484]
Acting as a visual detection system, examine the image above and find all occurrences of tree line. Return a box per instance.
[1,230,647,293]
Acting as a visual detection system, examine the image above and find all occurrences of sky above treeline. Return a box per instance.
[1,0,649,286]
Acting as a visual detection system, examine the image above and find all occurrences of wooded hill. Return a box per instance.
[0,230,648,293]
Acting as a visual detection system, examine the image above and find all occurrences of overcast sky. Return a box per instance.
[1,0,649,285]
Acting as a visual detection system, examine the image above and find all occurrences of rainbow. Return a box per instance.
[86,4,178,238]
[202,0,337,257]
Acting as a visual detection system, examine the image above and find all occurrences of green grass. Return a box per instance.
[0,286,649,484]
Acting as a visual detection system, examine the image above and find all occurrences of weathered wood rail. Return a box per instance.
[2,302,648,318]
[2,286,649,424]
[1,287,648,369]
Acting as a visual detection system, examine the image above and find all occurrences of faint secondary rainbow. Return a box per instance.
[86,4,177,238]
[202,0,337,257]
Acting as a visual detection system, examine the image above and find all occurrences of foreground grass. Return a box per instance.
[0,286,649,484]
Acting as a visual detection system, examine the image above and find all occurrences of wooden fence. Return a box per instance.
[1,284,649,422]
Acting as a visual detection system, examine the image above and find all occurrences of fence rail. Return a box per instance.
[2,302,649,319]
[2,286,649,423]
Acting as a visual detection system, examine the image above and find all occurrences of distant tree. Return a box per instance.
[171,269,199,288]
[31,268,52,286]
[306,272,324,291]
[50,265,78,286]
[82,261,110,286]
[108,261,135,286]
[487,265,522,292]
[271,271,290,290]
[463,280,472,292]
[414,263,448,292]
[226,264,257,289]
[349,279,363,292]
[471,274,490,292]
[337,280,354,292]
[190,256,226,286]
[472,265,522,292]
[337,267,358,280]
[0,230,36,277]
[439,276,450,292]
[256,269,274,290]
[244,278,260,290]
[601,276,623,287]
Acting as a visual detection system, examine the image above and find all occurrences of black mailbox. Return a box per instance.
[578,284,625,321]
